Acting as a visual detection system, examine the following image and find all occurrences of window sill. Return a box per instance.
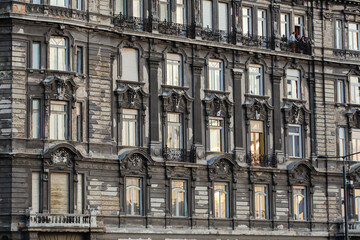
[161,84,189,91]
[117,79,145,86]
[245,93,270,100]
[283,98,306,104]
[204,89,230,96]
[347,103,360,108]
[335,103,347,107]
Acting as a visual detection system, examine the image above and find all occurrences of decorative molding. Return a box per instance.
[282,102,311,129]
[243,98,273,128]
[203,94,233,119]
[115,83,149,110]
[160,89,193,114]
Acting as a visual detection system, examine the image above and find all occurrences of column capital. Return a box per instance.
[232,68,244,79]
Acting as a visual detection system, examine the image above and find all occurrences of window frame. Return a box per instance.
[349,23,360,51]
[335,19,343,49]
[350,76,360,104]
[338,127,347,158]
[286,69,301,100]
[166,112,184,150]
[218,1,228,34]
[213,182,229,219]
[125,177,143,216]
[76,46,84,74]
[352,129,360,161]
[49,36,69,71]
[31,98,41,139]
[159,0,170,22]
[288,124,303,158]
[32,41,41,69]
[254,184,269,220]
[257,9,267,39]
[292,186,308,221]
[119,47,140,82]
[250,120,264,158]
[355,189,360,221]
[49,100,69,140]
[49,0,69,8]
[166,53,183,86]
[171,179,188,217]
[121,109,139,147]
[337,79,346,104]
[280,13,290,40]
[209,117,224,153]
[208,59,224,91]
[202,0,213,29]
[242,7,252,36]
[248,64,264,96]
[294,15,304,37]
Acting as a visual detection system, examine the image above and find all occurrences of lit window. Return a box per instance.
[249,65,263,95]
[167,113,183,149]
[355,189,360,221]
[115,0,125,15]
[337,80,345,103]
[50,101,68,140]
[50,173,70,214]
[32,99,40,139]
[218,2,228,33]
[208,59,223,91]
[175,0,186,24]
[209,117,224,152]
[166,54,182,86]
[281,13,290,39]
[287,69,301,99]
[121,48,139,81]
[339,127,346,157]
[242,7,252,36]
[32,172,40,213]
[288,125,302,158]
[126,178,142,215]
[76,103,82,142]
[50,0,68,7]
[159,0,169,21]
[76,47,83,74]
[335,20,343,49]
[349,23,360,51]
[49,37,68,71]
[122,109,139,146]
[214,182,229,218]
[350,76,360,104]
[32,42,41,69]
[257,10,267,38]
[255,185,269,220]
[202,0,212,29]
[293,186,307,220]
[294,15,304,37]
[352,129,360,161]
[172,180,187,217]
[133,0,143,18]
[250,120,264,161]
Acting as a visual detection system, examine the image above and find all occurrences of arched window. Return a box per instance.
[171,180,187,217]
[254,185,269,219]
[126,177,143,215]
[293,186,307,220]
[49,36,69,71]
[214,182,229,218]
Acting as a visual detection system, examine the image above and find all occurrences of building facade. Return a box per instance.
[0,0,360,239]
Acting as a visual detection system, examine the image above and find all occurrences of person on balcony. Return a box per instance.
[289,32,296,53]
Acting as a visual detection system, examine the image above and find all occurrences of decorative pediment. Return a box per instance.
[349,164,360,186]
[115,84,149,109]
[274,0,304,6]
[249,171,272,183]
[208,156,238,181]
[42,143,83,168]
[243,98,273,127]
[160,89,193,114]
[203,94,233,118]
[288,161,316,185]
[42,76,78,103]
[282,103,311,127]
[119,150,152,176]
[166,166,191,179]
[346,108,360,129]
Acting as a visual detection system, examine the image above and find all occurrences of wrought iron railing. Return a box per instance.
[247,152,277,168]
[240,35,272,49]
[163,146,187,162]
[280,39,312,55]
[113,13,145,30]
[26,3,88,20]
[158,20,188,37]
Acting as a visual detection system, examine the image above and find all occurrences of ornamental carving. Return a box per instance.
[42,76,78,108]
[120,153,147,176]
[203,94,233,118]
[250,171,271,184]
[282,103,311,129]
[166,166,191,179]
[349,166,360,187]
[346,108,360,129]
[45,148,73,168]
[160,89,193,114]
[209,159,233,180]
[288,163,314,185]
[115,83,149,110]
[243,98,273,128]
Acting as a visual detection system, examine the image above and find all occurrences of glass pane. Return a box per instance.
[32,100,40,139]
[202,0,212,29]
[210,128,221,152]
[133,0,141,18]
[50,173,69,214]
[32,43,40,69]
[121,48,139,81]
[32,172,40,213]
[218,3,228,32]
[77,174,83,213]
[126,178,141,215]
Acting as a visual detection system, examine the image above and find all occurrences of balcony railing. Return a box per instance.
[240,35,272,49]
[163,146,188,162]
[27,210,97,228]
[26,3,88,21]
[339,221,360,233]
[280,39,312,55]
[247,152,277,168]
[113,14,145,30]
[158,20,188,37]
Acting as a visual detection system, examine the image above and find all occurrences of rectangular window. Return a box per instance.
[250,120,264,159]
[76,103,82,142]
[171,180,187,217]
[208,59,223,91]
[202,0,212,29]
[281,13,290,39]
[50,37,68,71]
[166,54,182,86]
[255,185,269,220]
[349,23,360,51]
[32,42,41,69]
[337,80,345,103]
[294,15,304,37]
[32,99,40,139]
[121,48,139,81]
[356,189,360,221]
[133,0,143,18]
[32,172,40,213]
[335,20,343,49]
[352,129,360,161]
[115,0,125,15]
[350,76,360,104]
[249,65,263,95]
[159,0,169,21]
[287,69,301,99]
[77,173,83,214]
[339,127,346,157]
[167,113,183,149]
[293,186,307,220]
[126,177,142,216]
[76,0,82,10]
[218,3,228,33]
[288,125,302,158]
[76,47,83,74]
[50,0,68,7]
[33,0,41,4]
[122,109,139,146]
[341,188,345,219]
[50,173,69,214]
[214,182,229,218]
[209,117,224,152]
[50,101,68,140]
[257,10,267,38]
[176,0,185,24]
[242,7,252,36]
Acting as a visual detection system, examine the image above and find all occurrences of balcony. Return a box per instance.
[27,211,97,228]
[280,39,312,55]
[247,152,277,168]
[163,146,190,162]
[158,20,188,37]
[240,35,272,49]
[25,3,88,21]
[113,14,146,31]
[339,221,360,233]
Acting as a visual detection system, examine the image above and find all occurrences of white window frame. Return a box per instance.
[32,42,41,69]
[32,99,40,139]
[49,100,68,140]
[202,0,213,29]
[50,0,68,7]
[166,54,182,86]
[49,37,69,71]
[122,109,139,146]
[257,9,267,38]
[248,65,263,95]
[126,177,143,216]
[337,80,345,103]
[294,15,304,37]
[349,23,360,51]
[339,127,346,157]
[120,48,139,82]
[208,59,223,91]
[171,180,187,217]
[175,0,186,25]
[287,69,301,99]
[218,2,228,33]
[335,20,343,49]
[288,125,302,158]
[293,186,307,221]
[242,7,252,36]
[254,185,269,220]
[167,113,183,149]
[281,13,290,40]
[350,76,360,104]
[209,117,224,152]
[132,0,143,19]
[214,182,229,218]
[352,129,360,161]
[115,0,125,15]
[32,172,41,213]
[159,0,170,21]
